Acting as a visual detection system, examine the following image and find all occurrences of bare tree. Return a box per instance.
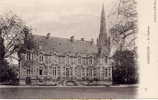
[0,12,32,61]
[109,0,137,52]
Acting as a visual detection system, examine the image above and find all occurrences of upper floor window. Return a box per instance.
[67,57,69,64]
[78,56,81,64]
[22,54,26,60]
[108,68,111,76]
[89,57,93,64]
[53,67,57,76]
[59,56,63,64]
[42,56,43,61]
[39,55,44,62]
[63,57,66,64]
[27,52,31,60]
[45,56,49,63]
[86,58,88,65]
[27,69,31,75]
[105,68,108,77]
[48,56,50,63]
[70,57,74,64]
[105,56,108,63]
[83,58,86,65]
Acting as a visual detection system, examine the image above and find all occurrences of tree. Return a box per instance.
[109,0,137,51]
[112,50,138,84]
[0,37,18,84]
[0,13,33,60]
[0,36,5,60]
[108,0,138,84]
[0,12,33,83]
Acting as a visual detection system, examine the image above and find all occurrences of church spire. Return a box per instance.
[98,4,108,47]
[100,4,107,35]
[97,4,109,56]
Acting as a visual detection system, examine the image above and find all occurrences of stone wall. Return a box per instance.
[19,51,112,86]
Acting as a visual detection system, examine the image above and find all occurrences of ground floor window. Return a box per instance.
[39,69,42,75]
[53,67,57,77]
[105,68,108,77]
[27,69,31,75]
[108,68,111,76]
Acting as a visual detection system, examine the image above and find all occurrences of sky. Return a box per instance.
[0,0,116,41]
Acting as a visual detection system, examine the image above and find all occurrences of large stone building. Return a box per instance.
[19,5,113,86]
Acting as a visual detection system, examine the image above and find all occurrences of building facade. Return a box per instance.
[19,5,113,86]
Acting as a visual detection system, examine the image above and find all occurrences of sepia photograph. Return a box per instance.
[0,0,139,99]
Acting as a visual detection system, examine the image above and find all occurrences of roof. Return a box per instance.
[33,35,98,55]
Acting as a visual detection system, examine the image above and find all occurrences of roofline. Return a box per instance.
[32,34,97,45]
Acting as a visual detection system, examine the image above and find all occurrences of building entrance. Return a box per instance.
[25,77,31,85]
[66,67,72,80]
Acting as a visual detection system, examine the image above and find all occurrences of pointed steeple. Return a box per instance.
[97,4,110,56]
[100,4,107,35]
[97,4,108,48]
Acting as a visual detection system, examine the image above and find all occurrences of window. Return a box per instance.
[86,68,89,77]
[90,69,93,77]
[45,56,48,63]
[23,54,26,60]
[42,56,43,61]
[39,55,41,62]
[78,57,81,64]
[27,52,31,60]
[93,68,96,77]
[53,67,57,77]
[70,57,73,64]
[39,69,42,75]
[63,57,66,64]
[66,68,69,77]
[59,56,63,64]
[39,55,44,62]
[89,57,93,64]
[27,69,31,75]
[108,68,111,76]
[105,56,108,63]
[58,66,60,75]
[69,67,73,76]
[32,53,33,60]
[66,56,70,64]
[83,58,86,65]
[86,58,88,65]
[49,56,51,63]
[105,68,107,77]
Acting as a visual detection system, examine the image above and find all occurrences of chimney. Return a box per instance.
[81,38,84,41]
[70,36,74,42]
[90,38,94,45]
[46,33,51,39]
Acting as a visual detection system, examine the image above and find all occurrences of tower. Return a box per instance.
[97,4,110,56]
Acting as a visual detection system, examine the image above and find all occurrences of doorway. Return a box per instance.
[25,77,31,85]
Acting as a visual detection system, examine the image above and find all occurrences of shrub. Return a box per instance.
[0,60,18,84]
[112,50,138,84]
